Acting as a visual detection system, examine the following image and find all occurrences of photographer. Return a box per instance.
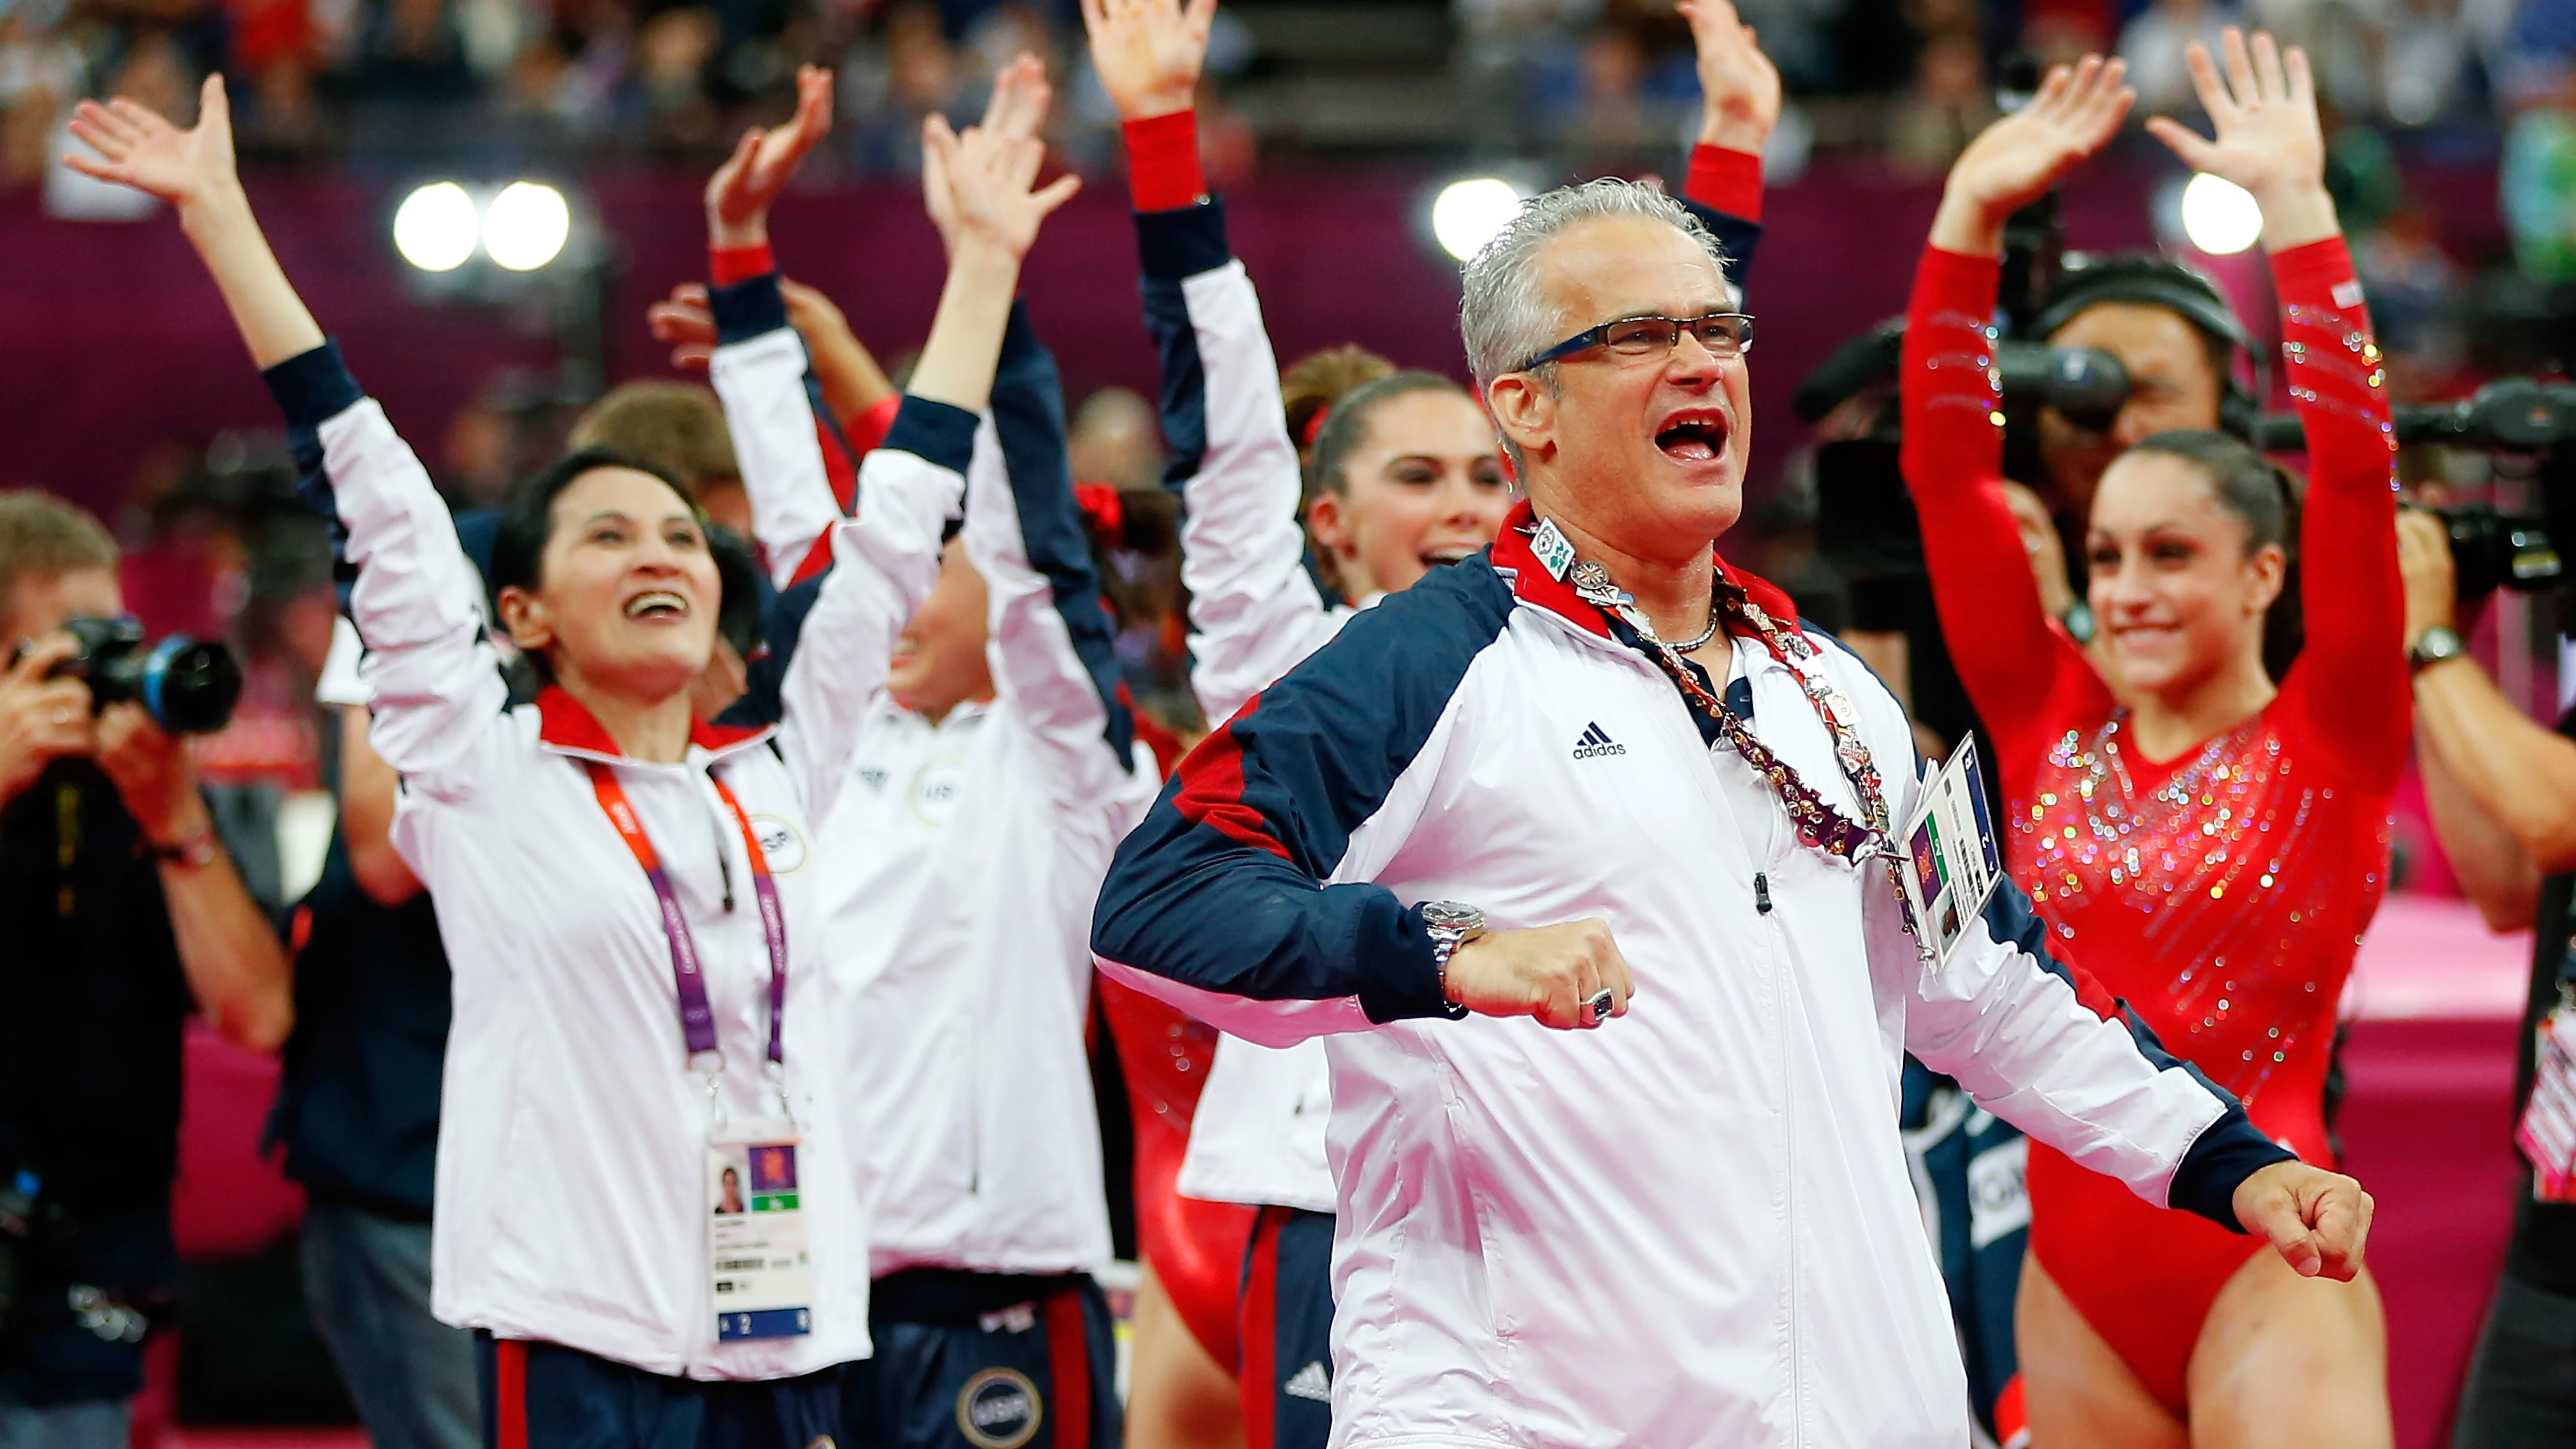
[2402,506,2576,1444]
[0,488,291,1449]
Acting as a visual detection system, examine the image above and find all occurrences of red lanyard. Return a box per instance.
[587,761,790,1067]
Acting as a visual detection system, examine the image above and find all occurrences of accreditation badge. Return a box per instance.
[707,1122,815,1341]
[1897,736,2004,971]
[2518,998,2576,1204]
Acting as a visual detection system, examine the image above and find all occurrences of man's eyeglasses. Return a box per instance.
[1519,312,1757,372]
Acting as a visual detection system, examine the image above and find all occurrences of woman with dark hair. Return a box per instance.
[1900,36,2403,1446]
[1082,0,1778,1443]
[65,67,1069,1447]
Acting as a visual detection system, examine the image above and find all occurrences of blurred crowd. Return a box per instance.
[5,0,2572,185]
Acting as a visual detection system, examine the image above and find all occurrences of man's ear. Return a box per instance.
[1485,375,1553,470]
[496,585,551,655]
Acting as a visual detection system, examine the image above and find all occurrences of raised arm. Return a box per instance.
[766,61,1081,821]
[1674,0,1773,291]
[1085,0,1342,727]
[69,80,509,803]
[1902,58,2132,759]
[969,301,1148,810]
[2150,29,2406,791]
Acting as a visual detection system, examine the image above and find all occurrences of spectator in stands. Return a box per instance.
[2403,508,2576,1446]
[0,488,293,1449]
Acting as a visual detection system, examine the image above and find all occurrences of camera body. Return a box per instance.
[15,615,242,735]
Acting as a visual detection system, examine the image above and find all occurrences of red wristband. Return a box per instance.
[845,394,900,457]
[1123,111,1207,213]
[710,242,775,289]
[1684,144,1762,224]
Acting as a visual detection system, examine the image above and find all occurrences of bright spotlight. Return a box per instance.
[2178,172,2263,256]
[393,182,479,272]
[483,182,571,271]
[1433,177,1526,262]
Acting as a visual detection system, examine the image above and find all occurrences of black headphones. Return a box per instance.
[2026,252,2263,441]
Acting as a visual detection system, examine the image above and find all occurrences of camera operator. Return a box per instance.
[0,488,292,1449]
[2401,506,2576,1445]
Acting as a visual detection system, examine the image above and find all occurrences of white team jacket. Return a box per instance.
[707,283,1157,1277]
[266,342,969,1378]
[1144,229,1353,1215]
[1091,506,2290,1447]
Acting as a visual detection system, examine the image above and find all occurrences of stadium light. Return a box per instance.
[484,182,571,272]
[2178,172,2262,256]
[393,181,479,272]
[1432,177,1527,263]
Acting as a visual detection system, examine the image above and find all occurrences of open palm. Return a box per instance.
[2144,28,2322,201]
[706,65,833,236]
[923,109,1081,262]
[1946,55,2133,222]
[64,74,237,209]
[1680,0,1780,149]
[1081,0,1216,120]
[925,55,1051,253]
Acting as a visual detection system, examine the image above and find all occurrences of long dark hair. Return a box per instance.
[2124,429,2305,680]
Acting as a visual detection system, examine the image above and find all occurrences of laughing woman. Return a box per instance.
[66,74,1075,1449]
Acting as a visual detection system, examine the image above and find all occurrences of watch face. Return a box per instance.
[1420,901,1482,931]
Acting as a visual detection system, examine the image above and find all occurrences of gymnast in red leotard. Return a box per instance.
[1902,37,2402,1447]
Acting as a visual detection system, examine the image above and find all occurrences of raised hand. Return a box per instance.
[705,66,833,248]
[2144,28,2336,251]
[1931,55,2133,256]
[1680,0,1780,154]
[1081,0,1216,121]
[647,279,895,426]
[63,74,239,212]
[920,107,1081,265]
[926,54,1051,254]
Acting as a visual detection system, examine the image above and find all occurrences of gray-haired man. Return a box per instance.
[1093,171,2371,1446]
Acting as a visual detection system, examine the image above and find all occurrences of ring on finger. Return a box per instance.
[1584,988,1616,1027]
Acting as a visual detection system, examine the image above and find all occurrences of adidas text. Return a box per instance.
[1571,722,1626,760]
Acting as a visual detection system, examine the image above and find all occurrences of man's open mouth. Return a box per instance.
[1654,408,1731,464]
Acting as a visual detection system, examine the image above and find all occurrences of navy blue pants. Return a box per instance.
[1238,1208,1333,1449]
[473,1332,845,1449]
[842,1269,1118,1449]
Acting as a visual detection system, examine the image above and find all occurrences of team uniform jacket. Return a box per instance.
[267,342,973,1379]
[1091,507,2292,1447]
[1140,192,1765,1216]
[707,273,1157,1278]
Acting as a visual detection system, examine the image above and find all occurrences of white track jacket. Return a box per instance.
[265,343,973,1376]
[706,274,1156,1277]
[1091,496,2295,1447]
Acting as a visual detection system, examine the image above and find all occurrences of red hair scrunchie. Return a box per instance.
[1072,481,1125,547]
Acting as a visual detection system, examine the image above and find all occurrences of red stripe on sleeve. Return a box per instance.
[844,394,901,460]
[1684,144,1762,223]
[788,531,836,589]
[1170,699,1294,861]
[1124,111,1208,213]
[709,242,776,288]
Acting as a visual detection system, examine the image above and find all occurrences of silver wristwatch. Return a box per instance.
[2408,624,2467,674]
[1420,900,1484,1020]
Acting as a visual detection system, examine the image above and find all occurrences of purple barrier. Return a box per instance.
[0,156,2503,522]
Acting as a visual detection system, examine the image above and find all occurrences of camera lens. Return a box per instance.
[137,637,242,735]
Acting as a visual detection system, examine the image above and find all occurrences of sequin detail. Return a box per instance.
[2019,711,2390,1104]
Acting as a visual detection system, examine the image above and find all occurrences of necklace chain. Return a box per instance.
[1564,554,1923,943]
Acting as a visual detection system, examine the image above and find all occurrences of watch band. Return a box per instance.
[1421,901,1484,1021]
[2408,625,2467,674]
[146,828,220,870]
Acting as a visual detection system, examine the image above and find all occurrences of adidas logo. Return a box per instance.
[1283,1361,1332,1401]
[1571,722,1627,760]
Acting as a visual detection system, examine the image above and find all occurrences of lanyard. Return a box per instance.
[1538,519,1922,947]
[586,760,790,1070]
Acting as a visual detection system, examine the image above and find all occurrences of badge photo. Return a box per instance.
[708,1126,815,1341]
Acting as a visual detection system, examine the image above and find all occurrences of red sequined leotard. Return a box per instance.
[1901,236,2406,1412]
